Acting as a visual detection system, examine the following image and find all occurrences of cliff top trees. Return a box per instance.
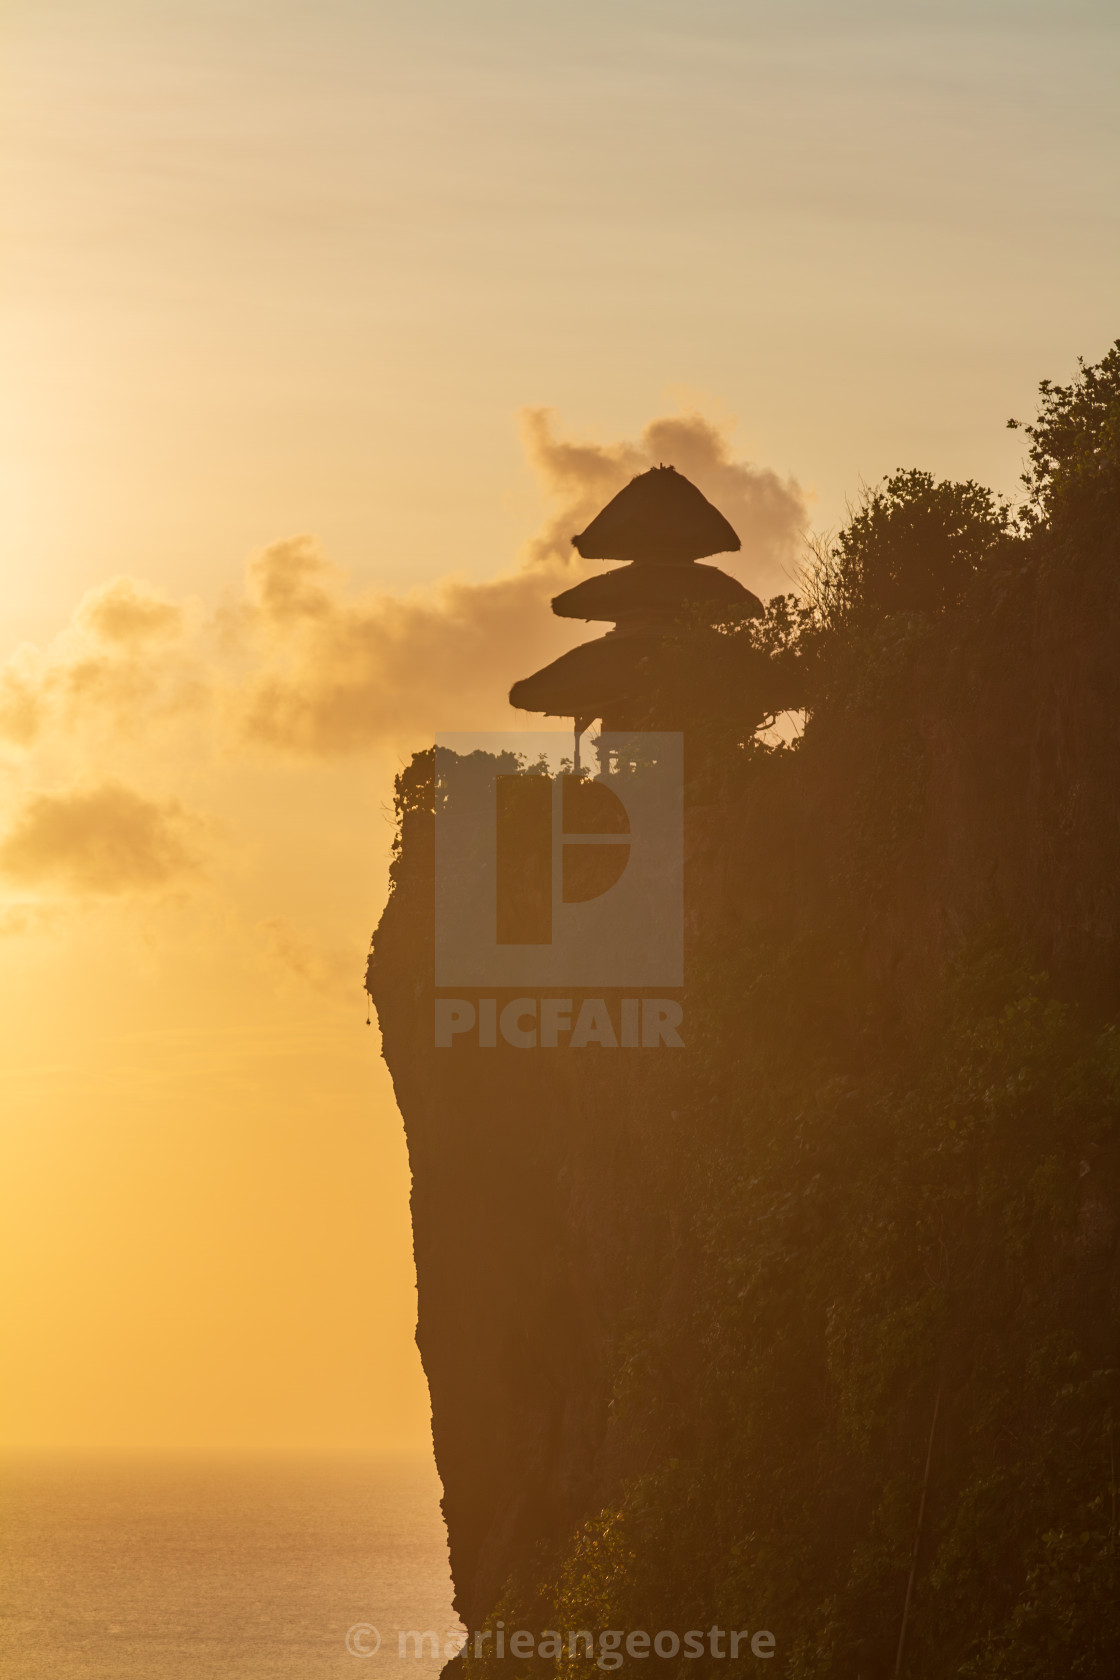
[1011,339,1120,530]
[806,469,1014,634]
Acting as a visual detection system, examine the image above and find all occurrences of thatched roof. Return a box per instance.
[552,562,762,623]
[572,465,741,563]
[509,628,663,719]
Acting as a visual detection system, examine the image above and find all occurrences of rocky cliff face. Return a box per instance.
[368,382,1120,1678]
[370,771,690,1627]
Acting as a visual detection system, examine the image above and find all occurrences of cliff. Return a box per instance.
[368,348,1120,1677]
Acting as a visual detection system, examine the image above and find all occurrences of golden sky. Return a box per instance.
[1,0,1117,1451]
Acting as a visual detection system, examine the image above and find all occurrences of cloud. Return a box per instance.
[260,917,362,1001]
[0,783,204,896]
[235,408,809,757]
[0,403,808,948]
[0,578,204,749]
[0,902,59,938]
[0,408,808,765]
[519,407,807,588]
[237,536,578,754]
[76,578,184,646]
[0,654,45,747]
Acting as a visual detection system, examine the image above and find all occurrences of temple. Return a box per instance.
[509,465,761,753]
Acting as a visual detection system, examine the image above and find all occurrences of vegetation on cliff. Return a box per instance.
[375,344,1120,1678]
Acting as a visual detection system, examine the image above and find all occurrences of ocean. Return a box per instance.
[0,1450,460,1679]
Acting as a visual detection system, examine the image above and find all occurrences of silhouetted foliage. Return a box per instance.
[396,343,1120,1680]
[1011,340,1120,531]
[805,468,1014,634]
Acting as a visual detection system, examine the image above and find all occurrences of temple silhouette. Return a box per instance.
[509,465,760,757]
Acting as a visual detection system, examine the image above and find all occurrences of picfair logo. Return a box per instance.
[495,770,632,945]
[434,732,683,988]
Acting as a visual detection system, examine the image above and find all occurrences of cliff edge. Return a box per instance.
[368,348,1120,1678]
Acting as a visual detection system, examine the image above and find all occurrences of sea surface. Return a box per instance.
[0,1450,460,1679]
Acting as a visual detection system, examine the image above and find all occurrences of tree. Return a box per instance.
[1009,339,1120,536]
[808,468,1013,633]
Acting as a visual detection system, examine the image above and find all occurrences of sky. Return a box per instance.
[0,0,1117,1452]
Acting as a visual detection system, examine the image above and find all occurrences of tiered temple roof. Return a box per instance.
[509,465,760,734]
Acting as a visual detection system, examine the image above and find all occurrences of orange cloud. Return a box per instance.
[0,655,44,747]
[519,408,806,589]
[235,409,808,757]
[0,407,808,946]
[0,783,204,896]
[0,409,808,767]
[0,902,58,938]
[76,578,184,645]
[237,537,576,754]
[0,578,204,749]
[260,916,362,1000]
